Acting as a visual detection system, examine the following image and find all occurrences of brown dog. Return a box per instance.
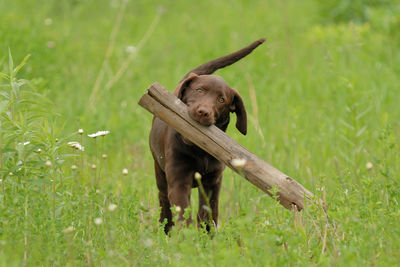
[149,38,265,233]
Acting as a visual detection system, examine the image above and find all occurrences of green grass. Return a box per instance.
[1,0,399,266]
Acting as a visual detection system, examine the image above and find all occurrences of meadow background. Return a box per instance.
[1,0,399,266]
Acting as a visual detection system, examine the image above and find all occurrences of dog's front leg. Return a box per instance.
[165,162,194,225]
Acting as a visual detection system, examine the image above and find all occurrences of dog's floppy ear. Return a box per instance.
[230,89,247,135]
[174,73,198,100]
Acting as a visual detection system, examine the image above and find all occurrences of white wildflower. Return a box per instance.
[88,133,98,138]
[98,130,110,136]
[45,160,52,167]
[125,46,137,54]
[143,238,153,248]
[91,164,97,169]
[78,129,84,134]
[366,162,373,170]
[68,141,84,151]
[62,226,74,234]
[88,130,110,138]
[8,172,13,176]
[175,206,181,212]
[36,148,42,153]
[44,18,53,26]
[108,203,118,212]
[102,154,108,159]
[71,165,78,170]
[231,158,247,168]
[94,217,103,225]
[18,141,30,146]
[122,168,128,175]
[194,172,202,180]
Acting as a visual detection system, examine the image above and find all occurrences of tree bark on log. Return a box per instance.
[138,82,314,211]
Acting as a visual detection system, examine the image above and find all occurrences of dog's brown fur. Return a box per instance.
[149,38,265,233]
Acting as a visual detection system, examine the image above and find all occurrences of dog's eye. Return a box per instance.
[196,88,204,93]
[218,96,225,103]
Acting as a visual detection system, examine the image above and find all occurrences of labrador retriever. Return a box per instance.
[149,38,265,233]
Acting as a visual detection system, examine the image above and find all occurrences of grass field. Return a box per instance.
[1,0,399,266]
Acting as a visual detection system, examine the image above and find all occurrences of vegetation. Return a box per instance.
[1,0,399,265]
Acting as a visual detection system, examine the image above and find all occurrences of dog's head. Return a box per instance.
[174,73,247,135]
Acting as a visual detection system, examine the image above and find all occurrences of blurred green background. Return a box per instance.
[1,0,399,265]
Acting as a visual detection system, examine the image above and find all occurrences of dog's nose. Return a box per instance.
[197,107,210,118]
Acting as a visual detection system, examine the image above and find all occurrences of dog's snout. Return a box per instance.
[197,107,210,118]
[191,106,214,126]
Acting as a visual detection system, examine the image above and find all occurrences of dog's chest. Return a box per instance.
[176,133,223,174]
[196,156,210,172]
[193,152,221,174]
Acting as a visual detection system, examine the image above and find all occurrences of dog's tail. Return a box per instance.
[182,38,266,80]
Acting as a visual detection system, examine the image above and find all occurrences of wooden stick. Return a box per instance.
[138,82,314,211]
